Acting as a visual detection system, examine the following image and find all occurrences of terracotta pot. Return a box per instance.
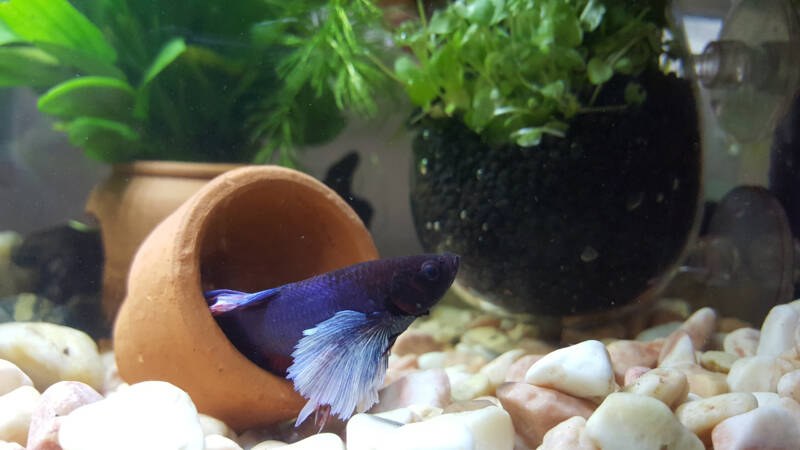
[113,166,378,431]
[86,161,241,323]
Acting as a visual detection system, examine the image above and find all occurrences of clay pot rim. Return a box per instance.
[111,161,245,179]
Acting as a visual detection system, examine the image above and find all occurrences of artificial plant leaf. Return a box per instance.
[624,81,647,105]
[579,0,605,32]
[140,38,187,88]
[58,117,141,163]
[133,38,187,119]
[251,18,298,46]
[462,0,495,26]
[0,18,23,45]
[0,0,116,63]
[34,41,124,79]
[38,76,135,120]
[394,55,437,106]
[0,46,74,86]
[511,127,543,147]
[587,57,613,85]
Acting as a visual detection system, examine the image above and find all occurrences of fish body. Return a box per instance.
[205,253,459,426]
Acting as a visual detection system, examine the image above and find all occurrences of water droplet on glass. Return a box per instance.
[476,168,485,181]
[626,192,644,211]
[425,221,433,230]
[400,32,407,40]
[419,157,428,175]
[433,221,441,231]
[459,210,468,220]
[580,246,599,262]
[481,222,489,232]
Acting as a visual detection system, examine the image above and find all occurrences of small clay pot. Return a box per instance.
[113,166,378,431]
[86,161,241,323]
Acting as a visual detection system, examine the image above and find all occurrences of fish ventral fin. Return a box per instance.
[287,310,414,427]
[203,287,282,316]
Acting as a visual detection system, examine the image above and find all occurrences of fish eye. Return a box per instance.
[421,261,440,280]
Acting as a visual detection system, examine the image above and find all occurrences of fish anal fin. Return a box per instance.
[204,287,282,316]
[287,310,415,426]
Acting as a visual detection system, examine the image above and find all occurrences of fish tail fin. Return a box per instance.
[204,287,281,316]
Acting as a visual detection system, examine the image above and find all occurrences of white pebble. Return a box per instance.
[0,386,40,445]
[451,373,491,402]
[58,381,204,450]
[712,406,800,449]
[0,360,33,396]
[675,393,758,444]
[346,413,403,450]
[204,434,243,450]
[417,352,446,370]
[373,369,451,412]
[479,349,525,389]
[0,323,104,391]
[723,328,760,357]
[524,340,617,402]
[623,367,688,409]
[585,392,703,450]
[757,305,799,357]
[281,433,343,449]
[371,406,513,450]
[658,331,697,367]
[727,356,794,393]
[778,369,800,403]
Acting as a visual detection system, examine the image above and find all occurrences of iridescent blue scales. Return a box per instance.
[204,253,459,427]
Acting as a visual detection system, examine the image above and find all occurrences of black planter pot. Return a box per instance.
[410,71,702,316]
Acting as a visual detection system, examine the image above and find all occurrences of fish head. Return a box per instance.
[389,253,459,316]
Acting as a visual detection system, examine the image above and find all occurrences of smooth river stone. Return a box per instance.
[778,369,800,403]
[723,328,760,358]
[658,331,697,367]
[26,381,102,450]
[757,304,799,357]
[0,386,40,446]
[727,356,794,393]
[606,340,660,385]
[496,382,594,448]
[585,392,703,450]
[712,406,800,450]
[204,434,242,450]
[675,393,758,446]
[0,442,24,450]
[367,406,513,450]
[672,363,730,398]
[392,330,443,356]
[478,349,525,389]
[699,350,737,373]
[0,323,104,391]
[0,360,33,397]
[58,381,204,450]
[622,367,688,409]
[346,412,403,450]
[537,416,597,450]
[373,369,451,413]
[524,340,617,402]
[503,354,542,383]
[678,307,717,351]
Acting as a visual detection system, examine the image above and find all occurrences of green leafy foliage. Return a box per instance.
[394,0,665,147]
[0,0,393,164]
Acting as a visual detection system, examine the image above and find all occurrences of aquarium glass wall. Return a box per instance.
[2,0,800,449]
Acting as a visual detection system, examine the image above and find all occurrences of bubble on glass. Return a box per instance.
[433,221,441,231]
[580,246,599,262]
[476,168,485,181]
[673,178,680,191]
[481,222,489,232]
[425,221,433,230]
[422,129,431,140]
[459,209,468,220]
[656,192,664,203]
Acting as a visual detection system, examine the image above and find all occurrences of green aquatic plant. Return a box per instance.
[0,0,394,166]
[393,0,671,147]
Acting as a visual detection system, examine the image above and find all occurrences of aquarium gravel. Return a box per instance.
[1,297,800,449]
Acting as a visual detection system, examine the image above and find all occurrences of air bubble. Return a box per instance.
[476,168,485,181]
[433,221,441,231]
[425,221,433,230]
[459,210,468,220]
[419,158,428,175]
[481,222,489,232]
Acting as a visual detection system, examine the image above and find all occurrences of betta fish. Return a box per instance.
[204,253,459,427]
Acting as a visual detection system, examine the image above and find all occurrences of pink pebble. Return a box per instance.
[623,366,651,386]
[26,381,103,450]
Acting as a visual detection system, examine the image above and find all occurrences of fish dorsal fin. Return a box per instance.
[287,310,414,426]
[204,287,282,316]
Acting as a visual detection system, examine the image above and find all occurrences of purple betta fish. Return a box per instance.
[204,253,459,427]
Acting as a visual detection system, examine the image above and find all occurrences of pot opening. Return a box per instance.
[198,175,373,293]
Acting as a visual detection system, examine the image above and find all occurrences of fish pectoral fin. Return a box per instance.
[287,310,414,427]
[203,287,282,316]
